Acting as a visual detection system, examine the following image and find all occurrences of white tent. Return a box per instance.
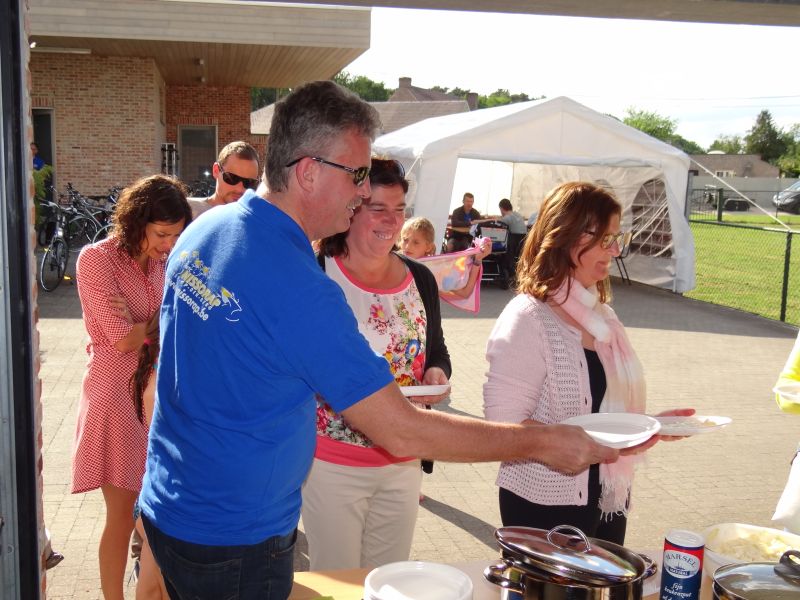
[374,96,695,293]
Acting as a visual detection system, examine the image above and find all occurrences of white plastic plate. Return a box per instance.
[399,384,451,397]
[364,560,473,600]
[561,413,661,449]
[655,415,732,436]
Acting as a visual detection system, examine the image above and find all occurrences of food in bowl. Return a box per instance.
[702,522,800,575]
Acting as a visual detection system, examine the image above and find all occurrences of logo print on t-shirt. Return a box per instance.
[168,250,243,322]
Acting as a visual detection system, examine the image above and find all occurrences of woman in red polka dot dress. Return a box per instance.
[72,175,191,600]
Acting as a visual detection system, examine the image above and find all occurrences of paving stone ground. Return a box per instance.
[37,272,799,598]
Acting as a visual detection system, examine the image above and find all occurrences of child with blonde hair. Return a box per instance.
[400,217,491,302]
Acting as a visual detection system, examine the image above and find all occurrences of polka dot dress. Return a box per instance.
[71,237,166,494]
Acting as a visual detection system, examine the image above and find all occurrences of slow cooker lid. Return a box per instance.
[714,554,800,600]
[495,525,640,585]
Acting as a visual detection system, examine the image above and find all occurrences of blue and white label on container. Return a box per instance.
[660,530,704,600]
[663,549,702,579]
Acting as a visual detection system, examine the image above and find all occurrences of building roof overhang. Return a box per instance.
[28,0,371,86]
[267,0,800,27]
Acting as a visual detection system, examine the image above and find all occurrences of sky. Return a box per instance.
[344,8,800,150]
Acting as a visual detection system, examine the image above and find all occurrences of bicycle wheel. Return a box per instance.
[37,217,56,247]
[67,216,97,248]
[92,224,112,244]
[39,238,68,291]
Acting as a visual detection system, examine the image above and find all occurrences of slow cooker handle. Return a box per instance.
[774,549,800,583]
[638,553,658,579]
[484,560,525,594]
[546,524,592,552]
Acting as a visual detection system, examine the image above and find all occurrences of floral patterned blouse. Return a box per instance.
[315,256,427,466]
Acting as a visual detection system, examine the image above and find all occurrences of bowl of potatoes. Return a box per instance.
[702,522,800,576]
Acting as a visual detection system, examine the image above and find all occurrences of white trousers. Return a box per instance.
[301,458,422,570]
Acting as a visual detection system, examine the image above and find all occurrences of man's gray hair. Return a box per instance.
[266,80,381,192]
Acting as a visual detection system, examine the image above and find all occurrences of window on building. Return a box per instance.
[178,125,217,188]
[715,170,735,177]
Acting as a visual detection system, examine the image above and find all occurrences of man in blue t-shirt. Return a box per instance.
[31,142,44,170]
[139,80,621,600]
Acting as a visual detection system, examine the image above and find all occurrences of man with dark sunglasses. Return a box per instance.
[141,80,623,600]
[188,141,260,218]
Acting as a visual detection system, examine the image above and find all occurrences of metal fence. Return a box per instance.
[686,219,800,325]
[688,186,789,222]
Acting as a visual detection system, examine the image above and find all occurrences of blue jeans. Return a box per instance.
[142,515,296,600]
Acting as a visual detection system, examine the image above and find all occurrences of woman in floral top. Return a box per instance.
[301,158,451,570]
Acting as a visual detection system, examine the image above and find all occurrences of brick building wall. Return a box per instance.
[166,85,267,178]
[22,3,47,595]
[30,54,161,195]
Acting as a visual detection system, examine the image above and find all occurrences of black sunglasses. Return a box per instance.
[285,156,370,186]
[217,163,259,190]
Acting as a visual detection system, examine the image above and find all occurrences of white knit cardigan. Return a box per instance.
[483,293,595,506]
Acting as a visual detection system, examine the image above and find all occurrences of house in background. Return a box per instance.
[251,76,474,139]
[377,76,476,132]
[388,76,478,109]
[28,0,371,195]
[689,153,779,178]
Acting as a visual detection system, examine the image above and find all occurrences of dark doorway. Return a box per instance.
[32,109,53,166]
[178,124,217,193]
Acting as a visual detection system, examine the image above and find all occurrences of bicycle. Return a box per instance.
[38,200,72,291]
[64,183,115,247]
[36,185,63,247]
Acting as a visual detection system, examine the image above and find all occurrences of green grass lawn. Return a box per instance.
[691,212,800,229]
[686,221,800,325]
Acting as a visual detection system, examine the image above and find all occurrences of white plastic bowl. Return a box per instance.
[702,522,800,576]
[364,561,473,600]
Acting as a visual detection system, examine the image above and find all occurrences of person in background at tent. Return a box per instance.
[497,198,528,281]
[446,192,482,252]
[400,216,491,301]
[483,181,692,545]
[527,209,538,228]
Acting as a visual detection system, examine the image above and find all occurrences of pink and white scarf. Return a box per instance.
[552,278,647,516]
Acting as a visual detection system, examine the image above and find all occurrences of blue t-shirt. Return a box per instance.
[138,191,394,545]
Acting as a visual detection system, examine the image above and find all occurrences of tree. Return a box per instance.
[745,109,786,163]
[708,134,744,154]
[622,107,705,153]
[251,88,288,111]
[32,164,53,227]
[777,124,800,177]
[623,108,677,142]
[671,135,705,155]
[477,89,534,109]
[479,89,511,108]
[429,85,539,108]
[445,87,473,98]
[332,71,393,101]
